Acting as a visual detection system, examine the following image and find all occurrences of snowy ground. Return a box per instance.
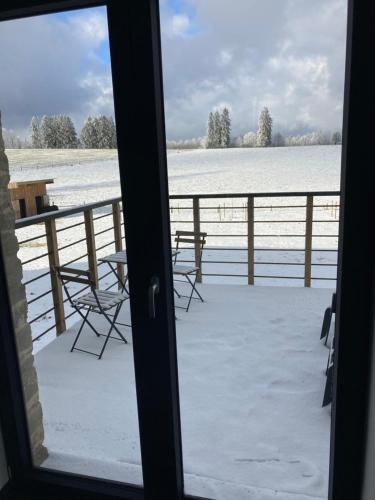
[6,148,118,170]
[37,284,333,500]
[9,145,341,206]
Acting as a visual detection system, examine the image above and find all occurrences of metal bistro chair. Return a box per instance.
[54,266,129,360]
[173,230,207,312]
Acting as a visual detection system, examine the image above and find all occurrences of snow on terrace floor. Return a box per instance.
[35,284,332,500]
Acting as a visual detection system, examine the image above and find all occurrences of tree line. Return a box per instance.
[205,106,272,149]
[167,106,341,149]
[3,109,342,150]
[30,115,117,149]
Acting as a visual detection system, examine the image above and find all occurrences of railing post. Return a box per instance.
[304,195,314,287]
[112,201,124,288]
[193,197,202,283]
[247,196,255,285]
[45,218,66,335]
[84,209,98,288]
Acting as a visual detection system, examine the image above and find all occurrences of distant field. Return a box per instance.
[5,149,118,168]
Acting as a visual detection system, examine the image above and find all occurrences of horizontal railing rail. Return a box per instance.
[15,196,121,229]
[169,190,340,199]
[15,190,340,344]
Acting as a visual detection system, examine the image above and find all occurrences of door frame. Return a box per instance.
[0,0,373,499]
[328,1,375,499]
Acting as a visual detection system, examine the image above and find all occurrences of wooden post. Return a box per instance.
[112,201,124,288]
[247,196,255,285]
[84,209,98,288]
[304,195,314,287]
[193,197,202,283]
[45,219,66,335]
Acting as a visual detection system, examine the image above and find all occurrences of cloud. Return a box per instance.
[0,7,113,137]
[165,14,191,37]
[217,50,232,67]
[68,10,108,45]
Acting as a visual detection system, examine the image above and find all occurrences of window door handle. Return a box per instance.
[148,277,160,319]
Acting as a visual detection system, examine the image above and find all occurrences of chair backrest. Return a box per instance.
[54,266,95,305]
[174,230,207,266]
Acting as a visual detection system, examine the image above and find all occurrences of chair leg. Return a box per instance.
[185,274,203,312]
[99,303,126,360]
[103,302,127,342]
[173,286,181,298]
[123,269,130,295]
[71,307,92,352]
[109,262,129,294]
[190,275,204,302]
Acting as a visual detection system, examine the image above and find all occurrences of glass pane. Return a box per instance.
[160,1,347,498]
[0,7,142,485]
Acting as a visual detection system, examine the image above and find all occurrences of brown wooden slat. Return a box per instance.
[247,196,254,285]
[45,219,66,335]
[55,266,91,277]
[112,201,124,288]
[304,196,314,287]
[84,209,98,287]
[59,274,93,286]
[174,237,206,245]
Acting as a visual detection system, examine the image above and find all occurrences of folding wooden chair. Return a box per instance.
[173,230,207,312]
[54,266,129,360]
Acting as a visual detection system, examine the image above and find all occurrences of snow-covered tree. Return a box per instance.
[105,116,117,148]
[38,115,77,148]
[30,117,42,148]
[80,116,116,148]
[308,131,330,145]
[40,116,57,148]
[233,135,243,147]
[220,107,231,148]
[242,131,257,147]
[257,107,272,147]
[2,127,29,148]
[213,111,222,148]
[80,117,98,148]
[96,116,117,148]
[206,112,215,148]
[167,136,205,149]
[273,132,285,147]
[331,131,342,145]
[58,116,78,148]
[284,131,331,147]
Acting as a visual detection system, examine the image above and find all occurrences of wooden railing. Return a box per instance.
[15,191,340,343]
[169,191,340,286]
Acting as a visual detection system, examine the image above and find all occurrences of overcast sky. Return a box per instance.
[0,0,348,141]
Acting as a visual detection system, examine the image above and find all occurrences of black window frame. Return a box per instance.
[0,1,374,499]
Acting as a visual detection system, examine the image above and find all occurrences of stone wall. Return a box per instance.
[0,111,47,465]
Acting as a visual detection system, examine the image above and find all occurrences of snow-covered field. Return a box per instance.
[9,145,341,206]
[10,146,340,348]
[6,148,117,170]
[37,284,333,500]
